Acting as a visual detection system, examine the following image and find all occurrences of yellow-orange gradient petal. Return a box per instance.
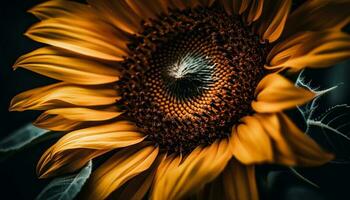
[28,0,93,20]
[38,148,107,178]
[25,17,129,61]
[222,159,258,200]
[254,0,291,42]
[230,112,334,166]
[10,83,119,111]
[267,31,350,72]
[86,145,159,200]
[51,121,143,153]
[282,0,350,39]
[42,107,122,121]
[233,0,251,15]
[125,0,161,21]
[87,0,143,34]
[13,47,120,85]
[115,154,165,200]
[231,116,274,164]
[34,113,83,131]
[245,0,263,24]
[252,74,315,113]
[152,139,231,200]
[37,121,145,178]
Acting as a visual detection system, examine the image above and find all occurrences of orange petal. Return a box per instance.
[28,0,94,20]
[222,159,258,200]
[252,74,315,113]
[282,0,350,39]
[86,145,159,200]
[25,17,128,61]
[254,0,292,42]
[267,31,350,72]
[230,116,274,164]
[233,0,251,15]
[14,47,120,85]
[125,0,164,21]
[10,83,119,111]
[152,139,231,200]
[87,0,143,34]
[246,0,264,24]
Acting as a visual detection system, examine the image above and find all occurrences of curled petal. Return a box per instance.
[252,74,315,113]
[267,31,350,72]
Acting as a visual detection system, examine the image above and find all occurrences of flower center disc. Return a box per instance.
[119,5,268,154]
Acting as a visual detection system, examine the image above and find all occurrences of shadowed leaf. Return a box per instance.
[36,160,92,200]
[0,124,61,161]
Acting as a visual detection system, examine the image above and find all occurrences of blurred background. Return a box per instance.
[0,0,349,199]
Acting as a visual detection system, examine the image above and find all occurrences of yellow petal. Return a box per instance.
[43,107,122,121]
[267,31,350,72]
[28,0,94,20]
[252,74,315,113]
[86,145,159,200]
[87,0,143,34]
[14,47,120,85]
[230,116,274,164]
[34,113,83,131]
[230,112,334,166]
[282,0,350,39]
[25,17,128,61]
[254,0,292,42]
[10,82,119,111]
[37,121,145,178]
[222,159,259,200]
[152,139,231,200]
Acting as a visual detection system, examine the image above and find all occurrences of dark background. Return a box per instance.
[0,0,349,199]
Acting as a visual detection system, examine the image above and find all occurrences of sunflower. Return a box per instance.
[9,0,350,199]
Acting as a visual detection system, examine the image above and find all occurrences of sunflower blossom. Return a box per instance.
[10,0,350,199]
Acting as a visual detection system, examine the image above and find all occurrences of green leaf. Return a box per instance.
[0,123,62,161]
[36,160,92,200]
